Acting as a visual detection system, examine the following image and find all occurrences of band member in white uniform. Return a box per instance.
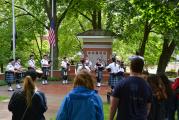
[41,55,50,85]
[106,57,120,90]
[85,56,92,70]
[28,55,36,71]
[5,59,15,91]
[76,58,91,74]
[61,57,70,84]
[94,59,104,87]
[14,57,23,89]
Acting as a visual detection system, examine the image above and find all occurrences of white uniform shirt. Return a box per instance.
[61,61,68,69]
[106,62,120,73]
[14,62,22,70]
[28,59,35,68]
[76,65,91,74]
[6,63,14,71]
[41,59,49,67]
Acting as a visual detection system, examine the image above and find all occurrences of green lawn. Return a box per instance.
[104,102,110,120]
[0,96,9,102]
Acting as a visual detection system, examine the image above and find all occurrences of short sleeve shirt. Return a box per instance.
[6,63,14,71]
[14,62,21,70]
[112,76,152,120]
[41,59,49,67]
[28,59,35,68]
[106,62,119,73]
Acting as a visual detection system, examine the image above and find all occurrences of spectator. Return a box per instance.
[160,74,176,120]
[56,70,103,120]
[110,57,152,120]
[171,77,179,119]
[147,74,168,120]
[8,71,47,120]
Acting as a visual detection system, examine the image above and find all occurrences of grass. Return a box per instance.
[0,80,7,86]
[0,96,9,102]
[104,102,110,120]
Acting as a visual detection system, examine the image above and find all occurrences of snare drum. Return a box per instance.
[36,69,43,78]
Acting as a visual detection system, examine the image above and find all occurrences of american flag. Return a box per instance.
[48,19,55,46]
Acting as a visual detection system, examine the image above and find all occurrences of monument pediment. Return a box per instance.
[77,29,116,39]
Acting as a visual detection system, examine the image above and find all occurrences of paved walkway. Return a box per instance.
[0,82,109,120]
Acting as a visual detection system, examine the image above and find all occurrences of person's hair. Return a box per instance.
[25,71,37,81]
[9,58,14,62]
[30,55,34,58]
[43,55,47,57]
[130,57,144,73]
[147,74,167,101]
[15,57,20,61]
[23,76,36,107]
[73,70,94,90]
[159,74,173,97]
[80,58,85,64]
[112,57,116,62]
[136,50,140,55]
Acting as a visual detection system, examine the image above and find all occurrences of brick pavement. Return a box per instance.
[0,81,109,120]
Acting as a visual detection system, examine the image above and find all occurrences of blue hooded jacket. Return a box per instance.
[56,86,104,120]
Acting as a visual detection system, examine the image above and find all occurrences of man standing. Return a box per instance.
[41,55,50,85]
[5,59,15,91]
[110,57,152,120]
[28,55,36,71]
[14,57,23,89]
[61,57,70,84]
[94,58,104,87]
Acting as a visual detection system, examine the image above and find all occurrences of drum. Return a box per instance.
[36,69,43,78]
[15,72,23,80]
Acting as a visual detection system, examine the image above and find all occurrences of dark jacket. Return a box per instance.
[8,90,47,120]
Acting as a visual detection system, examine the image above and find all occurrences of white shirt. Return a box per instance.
[61,61,68,69]
[14,62,22,70]
[6,63,14,71]
[28,59,35,68]
[41,59,49,67]
[106,62,120,73]
[76,65,91,74]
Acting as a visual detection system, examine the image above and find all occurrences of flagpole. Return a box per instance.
[12,0,16,60]
[51,0,54,77]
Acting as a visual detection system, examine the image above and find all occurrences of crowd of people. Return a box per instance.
[5,53,179,120]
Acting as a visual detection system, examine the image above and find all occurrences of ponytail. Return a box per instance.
[23,76,35,107]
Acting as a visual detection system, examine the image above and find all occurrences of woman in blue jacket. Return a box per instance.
[56,69,104,120]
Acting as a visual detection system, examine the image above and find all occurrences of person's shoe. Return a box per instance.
[97,82,101,87]
[65,80,68,84]
[42,80,45,85]
[16,84,22,89]
[8,87,14,91]
[62,80,66,84]
[44,80,48,84]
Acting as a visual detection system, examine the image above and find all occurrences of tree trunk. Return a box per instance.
[139,20,151,56]
[92,10,97,29]
[157,38,176,74]
[1,64,3,73]
[97,10,102,29]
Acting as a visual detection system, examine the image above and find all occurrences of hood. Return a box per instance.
[68,86,97,99]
